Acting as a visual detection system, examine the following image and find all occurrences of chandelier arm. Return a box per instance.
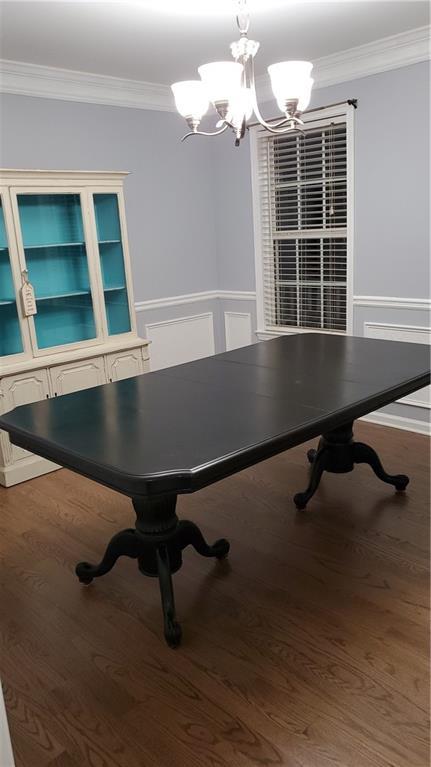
[181,123,229,142]
[247,59,303,134]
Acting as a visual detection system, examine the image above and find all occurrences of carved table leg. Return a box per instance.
[352,442,409,491]
[75,529,142,584]
[176,519,230,559]
[294,420,410,509]
[75,494,230,647]
[293,449,328,510]
[156,545,182,648]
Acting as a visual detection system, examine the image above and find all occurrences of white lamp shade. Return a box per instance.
[171,80,209,119]
[198,61,243,104]
[268,61,313,111]
[226,87,253,128]
[298,78,314,112]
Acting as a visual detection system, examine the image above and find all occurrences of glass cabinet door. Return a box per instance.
[93,193,131,335]
[17,193,97,350]
[0,197,23,357]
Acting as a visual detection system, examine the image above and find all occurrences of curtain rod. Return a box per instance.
[247,99,357,129]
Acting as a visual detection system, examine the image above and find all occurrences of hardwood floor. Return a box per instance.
[0,421,429,767]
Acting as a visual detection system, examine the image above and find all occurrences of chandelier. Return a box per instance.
[171,0,314,146]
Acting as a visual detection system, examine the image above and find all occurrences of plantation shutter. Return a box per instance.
[255,116,349,332]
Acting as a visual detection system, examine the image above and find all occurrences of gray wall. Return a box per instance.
[210,61,430,426]
[211,61,430,297]
[1,63,429,427]
[0,94,218,301]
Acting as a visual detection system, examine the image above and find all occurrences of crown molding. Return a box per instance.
[256,25,430,100]
[0,59,174,111]
[0,25,429,111]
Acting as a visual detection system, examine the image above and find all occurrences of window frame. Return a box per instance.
[250,103,355,339]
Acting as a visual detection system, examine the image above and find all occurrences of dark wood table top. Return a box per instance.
[1,334,429,497]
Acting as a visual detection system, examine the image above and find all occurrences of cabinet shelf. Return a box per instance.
[104,285,126,292]
[36,290,91,302]
[0,299,15,306]
[99,240,121,245]
[24,241,85,250]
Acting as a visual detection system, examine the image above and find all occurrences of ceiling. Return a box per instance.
[0,1,429,84]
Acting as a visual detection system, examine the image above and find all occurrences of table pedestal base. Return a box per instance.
[75,495,229,647]
[294,421,409,510]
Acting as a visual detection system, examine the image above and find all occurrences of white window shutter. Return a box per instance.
[255,117,349,332]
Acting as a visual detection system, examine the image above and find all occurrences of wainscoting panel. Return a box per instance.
[364,322,431,409]
[224,311,252,351]
[145,312,215,371]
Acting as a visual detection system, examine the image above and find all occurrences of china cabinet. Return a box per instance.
[0,170,149,486]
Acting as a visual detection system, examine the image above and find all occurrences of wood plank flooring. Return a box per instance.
[0,421,429,767]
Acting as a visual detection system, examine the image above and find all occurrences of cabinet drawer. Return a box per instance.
[106,349,144,382]
[0,369,51,463]
[50,357,107,396]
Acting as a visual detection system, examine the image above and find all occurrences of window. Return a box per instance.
[251,104,353,335]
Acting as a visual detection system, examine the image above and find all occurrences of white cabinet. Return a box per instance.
[0,369,56,481]
[0,169,150,486]
[1,369,50,409]
[50,357,106,395]
[106,349,143,382]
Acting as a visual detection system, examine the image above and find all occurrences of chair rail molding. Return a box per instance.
[1,26,429,109]
[135,290,256,312]
[353,295,431,311]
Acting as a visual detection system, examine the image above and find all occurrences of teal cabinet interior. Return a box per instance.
[17,193,97,349]
[0,199,23,356]
[94,193,131,335]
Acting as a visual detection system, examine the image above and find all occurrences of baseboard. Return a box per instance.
[0,682,15,767]
[360,411,430,436]
[0,455,61,487]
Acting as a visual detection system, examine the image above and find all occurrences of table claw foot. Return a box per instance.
[75,528,140,584]
[164,617,182,649]
[293,492,309,511]
[394,475,409,492]
[211,538,230,559]
[75,562,95,585]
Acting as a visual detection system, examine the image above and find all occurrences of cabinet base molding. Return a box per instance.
[0,455,61,487]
